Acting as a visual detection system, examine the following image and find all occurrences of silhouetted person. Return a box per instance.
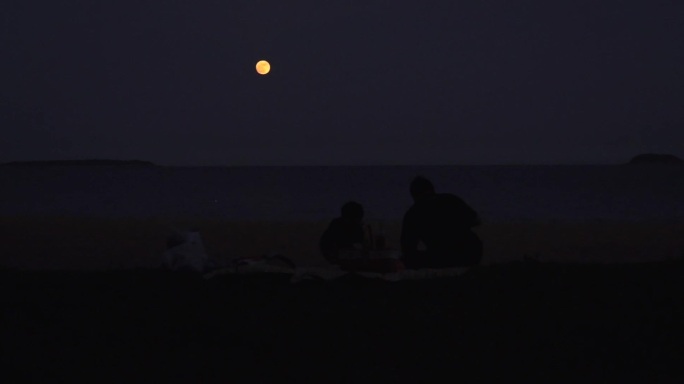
[401,176,482,268]
[320,201,366,265]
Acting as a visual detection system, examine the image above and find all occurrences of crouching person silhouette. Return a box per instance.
[401,176,483,269]
[320,201,367,266]
[320,201,404,273]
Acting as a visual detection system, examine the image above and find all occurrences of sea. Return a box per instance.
[1,165,683,222]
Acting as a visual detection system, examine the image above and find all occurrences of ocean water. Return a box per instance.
[1,165,683,222]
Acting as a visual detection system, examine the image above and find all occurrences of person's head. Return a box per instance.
[410,176,436,202]
[340,201,364,223]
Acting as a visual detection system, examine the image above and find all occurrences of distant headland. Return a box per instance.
[627,154,683,165]
[1,160,157,167]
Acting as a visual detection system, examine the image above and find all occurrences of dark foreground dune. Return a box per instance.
[3,262,684,383]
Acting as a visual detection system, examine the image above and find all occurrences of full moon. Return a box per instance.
[256,60,270,75]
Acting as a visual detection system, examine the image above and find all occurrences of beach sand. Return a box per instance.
[3,216,684,381]
[1,216,683,269]
[3,263,684,382]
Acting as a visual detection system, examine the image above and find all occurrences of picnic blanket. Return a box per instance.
[203,263,468,283]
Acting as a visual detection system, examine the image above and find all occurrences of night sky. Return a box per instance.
[2,1,683,165]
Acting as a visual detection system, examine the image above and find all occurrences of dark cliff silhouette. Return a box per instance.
[1,160,156,167]
[628,154,683,165]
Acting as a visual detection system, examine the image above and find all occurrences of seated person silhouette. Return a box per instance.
[320,201,404,273]
[320,201,366,265]
[400,176,483,269]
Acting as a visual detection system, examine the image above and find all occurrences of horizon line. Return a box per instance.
[1,160,634,167]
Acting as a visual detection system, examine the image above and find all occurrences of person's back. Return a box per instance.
[319,217,365,259]
[401,177,482,268]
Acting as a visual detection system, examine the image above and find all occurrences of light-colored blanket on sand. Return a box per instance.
[204,264,468,283]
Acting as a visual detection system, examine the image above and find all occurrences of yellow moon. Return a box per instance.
[256,60,270,75]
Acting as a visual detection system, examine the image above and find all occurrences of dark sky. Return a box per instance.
[2,1,683,165]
